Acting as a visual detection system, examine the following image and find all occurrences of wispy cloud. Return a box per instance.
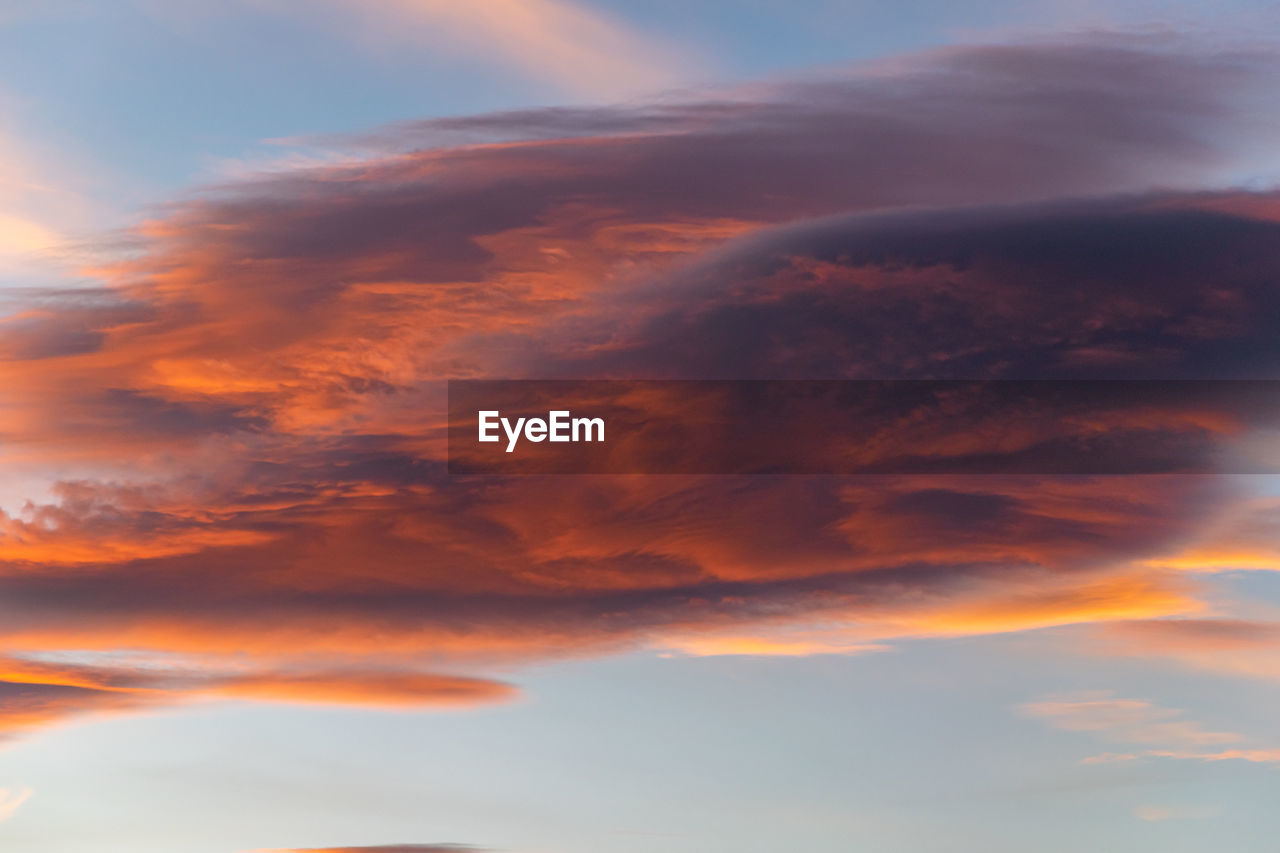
[0,130,75,276]
[1133,804,1223,822]
[0,787,31,822]
[0,654,515,740]
[1021,692,1280,765]
[252,846,487,853]
[1092,614,1280,682]
[256,0,698,100]
[1087,748,1280,765]
[1020,693,1241,746]
[0,84,110,284]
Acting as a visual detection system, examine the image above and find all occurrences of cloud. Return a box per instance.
[259,0,695,100]
[0,128,80,277]
[254,846,486,853]
[0,787,31,822]
[1145,748,1280,764]
[1021,692,1280,766]
[0,80,111,284]
[1101,618,1280,658]
[554,200,1280,380]
[0,32,1279,739]
[1090,616,1280,682]
[1140,497,1280,573]
[1068,497,1280,681]
[0,655,514,739]
[658,630,890,658]
[1019,693,1241,746]
[1087,747,1280,764]
[0,213,58,257]
[1133,804,1223,822]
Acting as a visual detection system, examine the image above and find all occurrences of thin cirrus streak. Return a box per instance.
[0,653,514,739]
[251,0,695,100]
[2,33,1280,741]
[250,846,487,853]
[0,787,31,823]
[1021,692,1280,766]
[0,126,89,278]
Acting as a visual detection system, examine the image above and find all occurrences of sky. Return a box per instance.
[3,2,1280,852]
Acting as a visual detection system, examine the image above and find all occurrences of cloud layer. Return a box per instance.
[2,33,1280,739]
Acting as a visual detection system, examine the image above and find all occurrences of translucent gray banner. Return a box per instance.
[447,380,1280,475]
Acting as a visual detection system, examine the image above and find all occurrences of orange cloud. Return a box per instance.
[0,653,513,737]
[210,672,515,708]
[1140,497,1280,573]
[1085,617,1280,683]
[0,36,1278,740]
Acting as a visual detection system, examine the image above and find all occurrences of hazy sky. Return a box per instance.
[3,3,1280,852]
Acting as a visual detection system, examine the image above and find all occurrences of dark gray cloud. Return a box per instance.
[536,199,1280,380]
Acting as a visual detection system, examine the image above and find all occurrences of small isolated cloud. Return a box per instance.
[0,787,31,822]
[0,656,515,741]
[1018,693,1241,746]
[1134,804,1223,822]
[1019,692,1280,765]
